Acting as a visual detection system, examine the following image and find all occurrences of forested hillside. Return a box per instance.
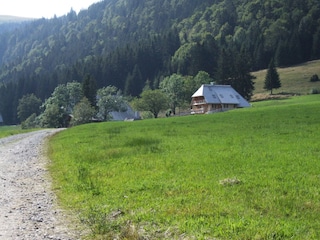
[0,0,319,124]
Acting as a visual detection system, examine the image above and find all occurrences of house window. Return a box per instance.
[236,95,240,99]
[224,104,229,108]
[219,94,224,98]
[212,94,216,98]
[230,94,234,98]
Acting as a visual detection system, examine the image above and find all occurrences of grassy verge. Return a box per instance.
[0,125,36,138]
[49,95,320,239]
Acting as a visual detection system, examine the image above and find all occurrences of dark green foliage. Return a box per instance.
[264,59,281,94]
[310,88,320,94]
[40,104,63,128]
[310,74,319,82]
[172,38,218,76]
[82,74,97,107]
[216,48,255,100]
[17,94,42,122]
[21,113,38,129]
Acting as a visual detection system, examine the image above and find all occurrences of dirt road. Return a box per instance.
[0,129,80,240]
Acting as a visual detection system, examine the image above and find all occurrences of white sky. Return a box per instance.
[0,0,101,19]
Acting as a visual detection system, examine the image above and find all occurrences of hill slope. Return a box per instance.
[0,15,34,23]
[0,15,33,34]
[0,0,319,86]
[252,60,320,99]
[0,0,319,124]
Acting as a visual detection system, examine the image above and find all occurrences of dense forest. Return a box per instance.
[0,0,319,124]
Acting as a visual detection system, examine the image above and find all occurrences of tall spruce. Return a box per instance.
[232,51,256,100]
[264,59,281,94]
[82,74,97,107]
[216,48,255,100]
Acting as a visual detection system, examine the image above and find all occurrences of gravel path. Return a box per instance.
[0,129,81,240]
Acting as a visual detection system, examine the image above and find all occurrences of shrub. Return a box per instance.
[21,113,39,129]
[310,74,319,82]
[310,88,320,94]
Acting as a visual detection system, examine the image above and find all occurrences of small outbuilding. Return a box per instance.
[191,84,250,114]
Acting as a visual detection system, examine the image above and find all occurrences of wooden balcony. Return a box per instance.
[192,100,206,105]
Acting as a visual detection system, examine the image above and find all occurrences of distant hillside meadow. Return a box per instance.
[49,95,320,239]
[252,60,320,98]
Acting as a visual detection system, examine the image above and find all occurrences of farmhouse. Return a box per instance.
[191,84,250,114]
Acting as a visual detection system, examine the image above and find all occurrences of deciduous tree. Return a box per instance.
[70,97,96,126]
[159,74,184,115]
[17,94,42,122]
[39,82,83,127]
[40,104,63,128]
[97,86,126,121]
[132,89,169,118]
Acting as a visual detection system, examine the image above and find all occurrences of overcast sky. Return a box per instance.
[0,0,101,19]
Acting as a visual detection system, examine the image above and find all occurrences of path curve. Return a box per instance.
[0,129,80,240]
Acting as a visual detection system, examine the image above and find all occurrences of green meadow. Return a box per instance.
[48,94,320,239]
[0,125,35,138]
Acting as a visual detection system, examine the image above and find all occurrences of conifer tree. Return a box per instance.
[216,48,255,100]
[82,74,97,107]
[264,59,281,94]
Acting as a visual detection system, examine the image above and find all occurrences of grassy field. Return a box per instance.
[252,59,320,97]
[0,125,34,138]
[49,94,320,239]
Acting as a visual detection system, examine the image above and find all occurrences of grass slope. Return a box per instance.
[252,59,320,97]
[49,95,320,239]
[0,125,34,138]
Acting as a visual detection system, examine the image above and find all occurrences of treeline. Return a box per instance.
[0,0,320,124]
